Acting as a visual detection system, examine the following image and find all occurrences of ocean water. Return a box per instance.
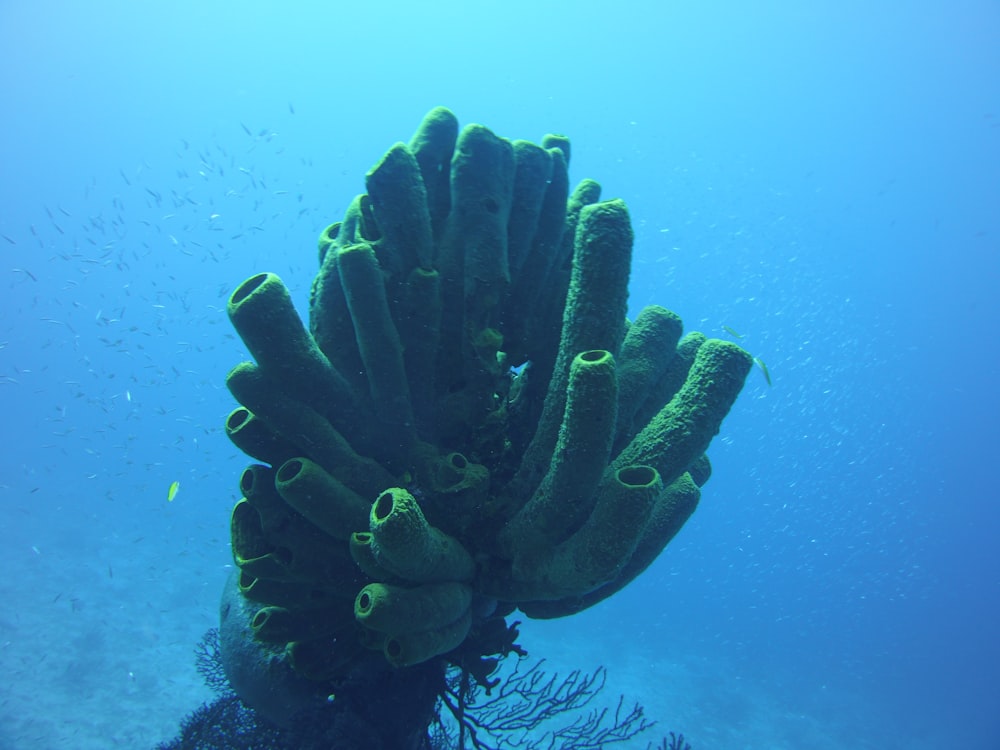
[1,1,998,748]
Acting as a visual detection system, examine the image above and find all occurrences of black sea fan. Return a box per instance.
[154,694,286,750]
[194,628,231,696]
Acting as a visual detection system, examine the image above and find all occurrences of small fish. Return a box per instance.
[167,480,181,502]
[722,325,745,339]
[289,102,296,115]
[241,122,252,136]
[12,267,38,281]
[754,357,772,387]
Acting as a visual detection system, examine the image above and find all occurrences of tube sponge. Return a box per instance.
[226,361,395,499]
[274,457,370,542]
[443,124,516,298]
[251,605,347,643]
[499,464,663,600]
[518,471,701,619]
[383,609,473,668]
[369,487,475,583]
[230,499,291,581]
[225,407,298,468]
[354,581,472,634]
[407,105,458,238]
[220,108,755,685]
[614,306,684,445]
[227,272,361,431]
[348,531,395,581]
[613,339,753,486]
[365,142,435,272]
[506,140,554,281]
[336,242,415,445]
[506,199,633,507]
[501,349,618,554]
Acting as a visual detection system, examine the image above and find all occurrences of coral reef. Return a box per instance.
[218,107,751,744]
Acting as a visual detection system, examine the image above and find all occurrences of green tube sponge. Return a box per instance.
[231,495,368,594]
[612,470,701,586]
[226,361,395,499]
[230,499,293,581]
[506,198,633,508]
[398,267,442,437]
[238,464,294,533]
[500,145,570,367]
[220,108,758,681]
[503,465,663,601]
[275,457,370,541]
[348,531,395,581]
[365,142,434,272]
[430,451,477,489]
[317,221,340,265]
[506,140,553,280]
[225,407,298,469]
[688,453,712,487]
[631,331,705,433]
[354,581,472,634]
[540,133,571,162]
[251,604,354,644]
[613,306,684,445]
[251,606,299,643]
[519,176,602,374]
[227,272,362,431]
[501,349,618,555]
[238,570,339,610]
[383,608,472,668]
[436,124,515,387]
[369,487,475,583]
[558,199,633,360]
[518,472,701,619]
[613,339,752,487]
[338,193,380,245]
[447,124,516,299]
[337,242,415,446]
[411,450,491,540]
[407,106,458,241]
[309,234,369,399]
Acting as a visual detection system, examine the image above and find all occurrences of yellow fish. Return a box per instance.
[167,481,181,502]
[754,357,772,387]
[722,325,745,339]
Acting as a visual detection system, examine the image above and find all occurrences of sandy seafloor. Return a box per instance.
[0,513,926,750]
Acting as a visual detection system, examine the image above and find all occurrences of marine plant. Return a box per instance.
[216,107,751,747]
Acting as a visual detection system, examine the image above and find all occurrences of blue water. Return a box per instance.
[2,1,998,748]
